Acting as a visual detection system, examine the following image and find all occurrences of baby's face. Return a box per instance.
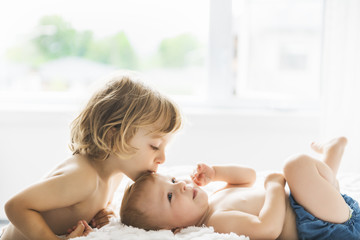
[139,174,209,230]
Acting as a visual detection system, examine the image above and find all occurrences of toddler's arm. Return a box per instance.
[4,170,97,240]
[66,220,93,238]
[192,163,256,187]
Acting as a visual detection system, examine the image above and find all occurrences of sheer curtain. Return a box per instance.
[321,0,360,171]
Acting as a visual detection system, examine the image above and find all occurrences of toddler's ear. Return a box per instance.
[172,227,182,234]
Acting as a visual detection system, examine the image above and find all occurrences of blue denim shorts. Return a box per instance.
[289,193,360,240]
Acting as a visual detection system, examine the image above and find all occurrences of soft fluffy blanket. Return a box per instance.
[73,166,360,240]
[74,220,249,240]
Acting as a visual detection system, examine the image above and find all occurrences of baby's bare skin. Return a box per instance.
[204,137,348,240]
[208,186,298,240]
[120,137,349,239]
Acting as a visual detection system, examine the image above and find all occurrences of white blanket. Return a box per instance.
[74,220,249,240]
[73,166,360,240]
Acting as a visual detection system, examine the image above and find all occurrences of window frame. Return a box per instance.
[207,0,323,111]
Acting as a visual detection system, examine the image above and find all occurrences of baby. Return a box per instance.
[120,137,360,240]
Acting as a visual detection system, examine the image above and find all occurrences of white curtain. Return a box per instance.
[321,0,360,171]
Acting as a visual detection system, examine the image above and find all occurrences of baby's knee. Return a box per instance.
[283,154,313,176]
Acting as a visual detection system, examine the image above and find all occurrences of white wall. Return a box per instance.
[0,108,321,219]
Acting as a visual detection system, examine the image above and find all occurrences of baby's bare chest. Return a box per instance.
[210,188,266,216]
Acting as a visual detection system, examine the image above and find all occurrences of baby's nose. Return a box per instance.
[183,183,194,193]
[177,181,187,192]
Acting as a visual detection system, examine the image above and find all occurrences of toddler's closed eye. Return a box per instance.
[150,145,159,150]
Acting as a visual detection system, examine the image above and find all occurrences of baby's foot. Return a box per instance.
[311,136,348,155]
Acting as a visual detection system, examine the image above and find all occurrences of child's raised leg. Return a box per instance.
[283,137,350,223]
[310,136,347,177]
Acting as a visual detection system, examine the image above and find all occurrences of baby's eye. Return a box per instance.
[171,177,176,183]
[168,192,173,202]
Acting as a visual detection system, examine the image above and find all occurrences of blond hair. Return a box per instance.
[70,72,182,161]
[120,172,161,230]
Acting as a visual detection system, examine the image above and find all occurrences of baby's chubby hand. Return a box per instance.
[264,173,286,189]
[191,163,215,186]
[90,207,116,229]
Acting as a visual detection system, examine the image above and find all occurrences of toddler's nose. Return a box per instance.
[155,150,166,164]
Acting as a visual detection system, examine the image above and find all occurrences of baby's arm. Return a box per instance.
[192,163,256,187]
[5,170,97,240]
[208,173,287,239]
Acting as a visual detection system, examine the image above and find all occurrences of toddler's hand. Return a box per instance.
[90,207,116,229]
[264,173,286,189]
[66,220,92,239]
[191,163,215,186]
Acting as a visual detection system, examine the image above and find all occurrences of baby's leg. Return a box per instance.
[283,138,349,223]
[310,136,347,177]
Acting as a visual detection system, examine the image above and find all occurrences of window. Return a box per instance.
[0,0,209,106]
[232,0,324,109]
[0,0,324,110]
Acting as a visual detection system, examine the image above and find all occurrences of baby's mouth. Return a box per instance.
[193,188,198,199]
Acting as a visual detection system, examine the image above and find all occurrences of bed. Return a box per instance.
[73,166,360,240]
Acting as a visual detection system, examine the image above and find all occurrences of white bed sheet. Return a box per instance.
[73,166,360,240]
